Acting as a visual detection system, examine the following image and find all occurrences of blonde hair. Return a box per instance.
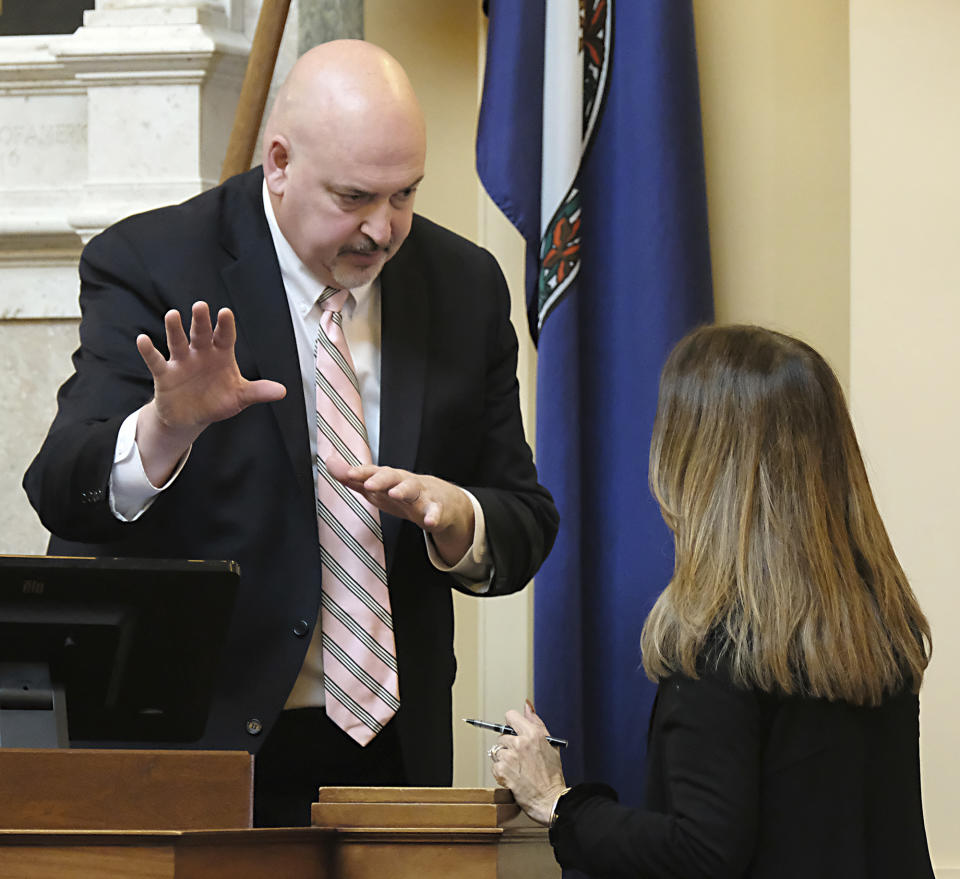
[641,325,931,706]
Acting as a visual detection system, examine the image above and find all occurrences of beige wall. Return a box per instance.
[693,0,851,387]
[848,1,960,875]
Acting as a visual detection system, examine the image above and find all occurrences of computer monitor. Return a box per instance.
[0,555,239,748]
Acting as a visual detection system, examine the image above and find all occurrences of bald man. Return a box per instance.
[24,41,557,826]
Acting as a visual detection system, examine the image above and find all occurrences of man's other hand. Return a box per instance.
[326,458,475,567]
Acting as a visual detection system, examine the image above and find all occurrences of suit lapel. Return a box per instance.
[218,171,314,517]
[379,225,429,572]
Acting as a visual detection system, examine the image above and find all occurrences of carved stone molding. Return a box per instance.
[0,1,251,318]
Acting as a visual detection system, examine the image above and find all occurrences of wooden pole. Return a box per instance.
[220,0,292,183]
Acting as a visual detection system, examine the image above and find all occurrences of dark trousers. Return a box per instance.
[253,707,407,827]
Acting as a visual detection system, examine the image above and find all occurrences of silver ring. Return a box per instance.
[488,744,503,760]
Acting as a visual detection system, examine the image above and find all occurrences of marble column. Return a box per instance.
[297,0,362,55]
[56,0,250,241]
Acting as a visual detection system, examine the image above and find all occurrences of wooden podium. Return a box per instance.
[0,750,559,878]
[312,786,559,879]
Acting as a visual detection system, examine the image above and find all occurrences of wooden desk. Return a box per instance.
[0,828,333,879]
[0,751,559,878]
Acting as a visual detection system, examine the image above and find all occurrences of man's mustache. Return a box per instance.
[338,237,391,256]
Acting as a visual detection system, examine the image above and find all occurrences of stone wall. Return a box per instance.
[0,0,252,553]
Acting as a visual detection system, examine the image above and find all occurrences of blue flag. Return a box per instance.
[478,0,713,806]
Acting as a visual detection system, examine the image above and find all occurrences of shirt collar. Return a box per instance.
[261,179,374,318]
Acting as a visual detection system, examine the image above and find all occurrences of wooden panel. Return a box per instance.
[0,829,333,879]
[315,787,513,804]
[174,835,332,879]
[496,814,561,879]
[312,787,521,830]
[0,749,253,830]
[333,838,499,879]
[312,802,511,829]
[0,845,174,879]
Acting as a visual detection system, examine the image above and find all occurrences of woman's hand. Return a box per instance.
[489,700,567,825]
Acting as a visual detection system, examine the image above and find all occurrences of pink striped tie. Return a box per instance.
[315,286,399,745]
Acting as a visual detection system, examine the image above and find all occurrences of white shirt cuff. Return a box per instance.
[423,489,493,593]
[108,407,191,521]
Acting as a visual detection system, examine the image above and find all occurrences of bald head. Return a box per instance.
[264,40,425,165]
[261,40,427,289]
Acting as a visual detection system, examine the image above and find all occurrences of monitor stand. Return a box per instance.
[0,662,68,747]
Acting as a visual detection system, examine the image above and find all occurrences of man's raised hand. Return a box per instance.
[135,302,285,486]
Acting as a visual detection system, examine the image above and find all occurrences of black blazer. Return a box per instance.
[550,666,935,878]
[23,168,558,784]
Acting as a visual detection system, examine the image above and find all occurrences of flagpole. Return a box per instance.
[220,0,291,183]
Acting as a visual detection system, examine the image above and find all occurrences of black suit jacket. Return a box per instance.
[23,168,558,784]
[550,667,935,878]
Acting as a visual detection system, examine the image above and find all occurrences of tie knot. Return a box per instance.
[319,286,349,314]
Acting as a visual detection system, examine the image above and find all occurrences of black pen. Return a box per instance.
[464,717,568,748]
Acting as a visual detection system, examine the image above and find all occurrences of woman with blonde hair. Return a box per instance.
[492,325,935,878]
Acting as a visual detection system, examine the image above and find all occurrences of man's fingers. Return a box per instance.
[326,455,355,484]
[164,309,190,358]
[189,301,214,349]
[162,303,236,358]
[359,466,405,493]
[212,307,237,350]
[375,473,448,529]
[242,379,287,405]
[344,464,378,482]
[136,334,168,376]
[323,465,460,535]
[422,500,443,529]
[386,476,424,504]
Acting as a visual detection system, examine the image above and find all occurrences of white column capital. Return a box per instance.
[94,0,230,13]
[58,0,250,237]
